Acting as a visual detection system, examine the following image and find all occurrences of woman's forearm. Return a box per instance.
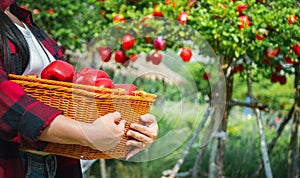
[38,114,90,147]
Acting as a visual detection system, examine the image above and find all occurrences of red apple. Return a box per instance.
[94,78,114,88]
[177,12,190,25]
[75,68,110,86]
[122,33,135,50]
[288,15,298,25]
[150,51,162,65]
[256,28,268,41]
[237,4,248,16]
[153,36,166,50]
[48,8,55,14]
[33,9,40,15]
[19,5,28,10]
[145,35,152,43]
[279,75,287,85]
[113,14,125,23]
[153,5,163,17]
[234,64,244,73]
[203,72,210,80]
[98,46,112,62]
[270,73,279,83]
[114,50,127,64]
[265,47,280,58]
[238,15,251,29]
[284,55,293,65]
[293,44,300,56]
[180,47,192,62]
[129,54,138,62]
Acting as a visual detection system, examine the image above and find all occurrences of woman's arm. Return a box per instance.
[38,112,126,151]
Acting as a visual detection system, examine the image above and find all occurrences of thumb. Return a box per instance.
[102,112,121,122]
[118,120,127,133]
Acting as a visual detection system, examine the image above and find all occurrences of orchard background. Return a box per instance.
[19,0,299,178]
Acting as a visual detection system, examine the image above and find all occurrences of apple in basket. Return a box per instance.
[113,84,138,95]
[74,67,113,88]
[41,60,75,82]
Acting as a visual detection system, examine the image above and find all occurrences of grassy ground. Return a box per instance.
[84,103,293,178]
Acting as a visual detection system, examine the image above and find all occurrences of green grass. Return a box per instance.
[85,104,293,178]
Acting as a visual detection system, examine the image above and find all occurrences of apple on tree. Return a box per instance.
[129,54,138,62]
[153,36,166,50]
[237,3,248,16]
[265,46,280,58]
[114,50,128,64]
[238,15,251,29]
[122,33,135,50]
[255,28,268,41]
[98,46,112,62]
[288,15,298,25]
[293,44,300,56]
[145,35,152,43]
[203,72,211,80]
[180,47,192,62]
[113,14,125,23]
[153,4,163,17]
[270,72,279,83]
[177,11,190,25]
[150,51,162,65]
[279,75,287,85]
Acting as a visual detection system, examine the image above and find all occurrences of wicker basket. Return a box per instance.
[9,74,156,160]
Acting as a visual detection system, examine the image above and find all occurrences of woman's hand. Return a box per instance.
[79,112,126,151]
[125,114,158,160]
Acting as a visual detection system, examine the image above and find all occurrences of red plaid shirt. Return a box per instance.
[0,6,82,178]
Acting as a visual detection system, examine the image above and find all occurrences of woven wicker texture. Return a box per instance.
[9,74,156,160]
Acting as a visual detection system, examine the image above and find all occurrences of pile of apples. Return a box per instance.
[41,60,137,95]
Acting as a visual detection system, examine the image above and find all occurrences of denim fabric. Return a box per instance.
[20,151,57,178]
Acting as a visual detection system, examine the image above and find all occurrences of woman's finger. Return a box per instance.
[125,147,141,160]
[129,123,158,139]
[127,130,152,143]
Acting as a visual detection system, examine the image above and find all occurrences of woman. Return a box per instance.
[0,1,158,177]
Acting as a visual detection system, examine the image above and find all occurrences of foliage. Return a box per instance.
[233,69,295,112]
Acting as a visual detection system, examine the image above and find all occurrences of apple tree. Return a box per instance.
[19,0,300,177]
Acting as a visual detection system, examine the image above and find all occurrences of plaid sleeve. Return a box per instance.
[0,65,62,150]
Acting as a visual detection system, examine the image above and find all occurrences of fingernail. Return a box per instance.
[121,120,126,124]
[130,123,135,128]
[140,115,147,120]
[127,131,131,136]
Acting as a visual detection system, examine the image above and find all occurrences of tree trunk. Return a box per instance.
[288,67,300,178]
[216,57,235,177]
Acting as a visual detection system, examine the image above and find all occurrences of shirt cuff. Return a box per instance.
[16,100,63,150]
